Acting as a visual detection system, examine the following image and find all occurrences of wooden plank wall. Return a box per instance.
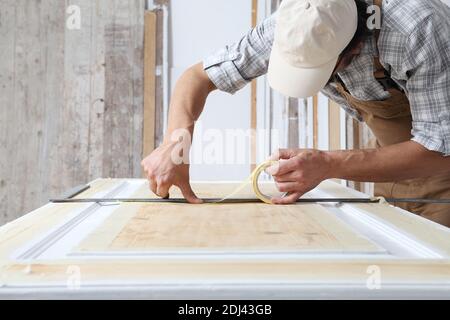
[143,11,157,158]
[153,0,169,149]
[346,117,376,194]
[0,0,146,225]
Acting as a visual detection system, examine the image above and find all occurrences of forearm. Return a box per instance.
[163,62,216,143]
[327,141,450,182]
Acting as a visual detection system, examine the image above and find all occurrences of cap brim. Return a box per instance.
[267,45,337,98]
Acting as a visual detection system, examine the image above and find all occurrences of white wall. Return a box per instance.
[169,0,365,181]
[170,0,253,180]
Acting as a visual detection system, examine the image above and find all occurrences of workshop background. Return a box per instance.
[1,0,449,226]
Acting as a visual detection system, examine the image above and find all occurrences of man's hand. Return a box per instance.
[266,149,332,204]
[141,142,202,204]
[141,62,215,204]
[266,142,450,205]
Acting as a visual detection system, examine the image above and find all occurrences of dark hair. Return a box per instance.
[341,0,373,55]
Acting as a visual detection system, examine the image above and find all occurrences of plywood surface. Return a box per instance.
[79,203,382,253]
[75,181,380,253]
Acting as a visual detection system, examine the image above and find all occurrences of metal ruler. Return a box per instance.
[50,184,450,205]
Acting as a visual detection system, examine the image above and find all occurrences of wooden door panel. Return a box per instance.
[1,179,449,299]
[77,203,383,253]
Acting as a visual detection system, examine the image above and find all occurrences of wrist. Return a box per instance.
[162,128,193,147]
[322,150,344,180]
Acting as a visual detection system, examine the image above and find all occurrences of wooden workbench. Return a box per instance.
[0,179,449,299]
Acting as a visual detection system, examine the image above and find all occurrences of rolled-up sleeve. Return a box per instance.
[203,14,276,94]
[404,16,450,156]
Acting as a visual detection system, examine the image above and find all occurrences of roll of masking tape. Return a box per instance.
[251,160,279,204]
[213,160,279,204]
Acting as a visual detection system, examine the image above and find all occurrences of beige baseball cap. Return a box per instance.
[268,0,358,98]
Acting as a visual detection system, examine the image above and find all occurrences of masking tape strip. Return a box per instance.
[215,160,278,204]
[50,161,281,205]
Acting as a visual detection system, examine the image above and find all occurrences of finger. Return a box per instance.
[178,181,203,204]
[156,181,171,199]
[148,178,157,195]
[269,149,297,161]
[266,158,298,176]
[271,192,302,205]
[276,182,301,193]
[274,172,299,183]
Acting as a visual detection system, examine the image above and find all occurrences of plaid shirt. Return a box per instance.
[203,0,450,156]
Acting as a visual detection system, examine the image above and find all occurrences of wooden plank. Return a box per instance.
[360,123,376,195]
[76,181,381,253]
[103,0,145,178]
[0,0,16,224]
[328,100,341,150]
[59,0,92,191]
[129,0,146,178]
[312,95,319,149]
[143,11,157,158]
[318,180,450,256]
[345,116,361,190]
[287,98,299,148]
[250,0,258,171]
[79,205,381,253]
[0,179,122,260]
[2,181,449,259]
[87,1,109,181]
[41,0,66,199]
[0,0,146,226]
[2,260,450,294]
[6,0,52,222]
[1,179,449,299]
[154,8,165,148]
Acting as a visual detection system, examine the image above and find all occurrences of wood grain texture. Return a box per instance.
[345,115,375,193]
[143,11,157,159]
[3,260,449,285]
[313,95,319,149]
[287,98,299,148]
[76,181,381,253]
[0,0,145,226]
[0,0,16,224]
[100,204,381,252]
[0,179,449,299]
[328,100,341,150]
[153,7,165,148]
[103,0,145,178]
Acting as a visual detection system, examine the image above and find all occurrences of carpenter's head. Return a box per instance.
[268,0,372,98]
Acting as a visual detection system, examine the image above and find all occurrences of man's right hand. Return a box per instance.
[141,62,215,204]
[141,142,202,204]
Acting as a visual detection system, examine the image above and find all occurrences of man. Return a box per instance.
[142,0,450,226]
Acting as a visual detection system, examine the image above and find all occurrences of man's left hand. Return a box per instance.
[266,149,333,204]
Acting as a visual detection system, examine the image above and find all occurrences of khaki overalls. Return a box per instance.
[335,58,450,227]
